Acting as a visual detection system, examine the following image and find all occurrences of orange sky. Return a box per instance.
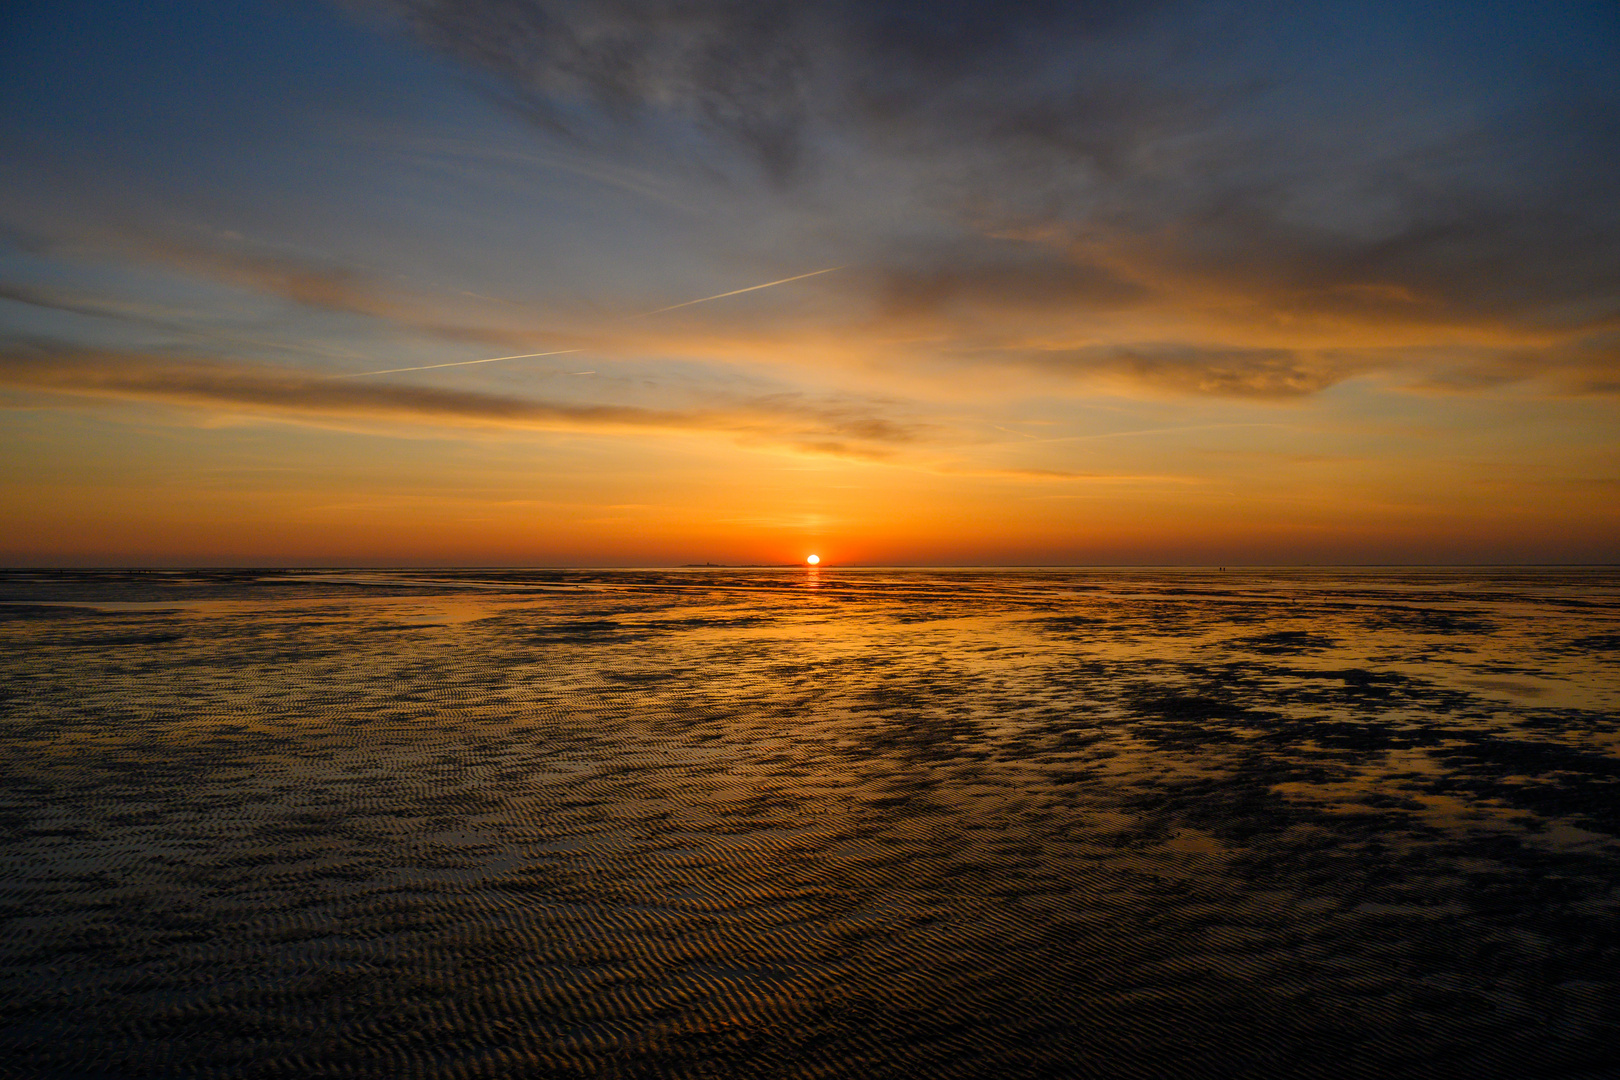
[2,1,1617,565]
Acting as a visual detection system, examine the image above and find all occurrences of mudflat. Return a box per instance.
[1,567,1617,1078]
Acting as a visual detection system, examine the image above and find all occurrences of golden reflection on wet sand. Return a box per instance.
[0,567,1617,1078]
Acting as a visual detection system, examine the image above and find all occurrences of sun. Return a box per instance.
[806,554,821,565]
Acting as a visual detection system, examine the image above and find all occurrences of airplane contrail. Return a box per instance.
[336,265,840,378]
[332,349,580,379]
[632,266,845,318]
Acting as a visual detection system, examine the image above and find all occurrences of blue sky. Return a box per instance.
[2,0,1617,564]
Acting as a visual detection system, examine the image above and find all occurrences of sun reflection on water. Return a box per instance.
[0,566,1616,1077]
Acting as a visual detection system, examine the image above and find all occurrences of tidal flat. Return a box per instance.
[1,567,1617,1079]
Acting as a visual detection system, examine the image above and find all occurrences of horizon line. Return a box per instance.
[2,562,1616,571]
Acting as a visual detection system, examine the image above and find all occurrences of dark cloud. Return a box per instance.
[350,0,1620,367]
[0,281,179,328]
[874,238,1148,318]
[0,347,925,449]
[129,240,537,345]
[1018,344,1370,399]
[1408,334,1620,398]
[348,0,1169,182]
[1,229,589,352]
[1108,346,1366,399]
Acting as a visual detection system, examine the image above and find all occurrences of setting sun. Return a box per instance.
[3,2,1618,1076]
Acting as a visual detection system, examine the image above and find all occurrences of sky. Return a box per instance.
[1,0,1617,566]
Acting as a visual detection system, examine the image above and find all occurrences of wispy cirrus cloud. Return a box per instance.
[0,280,188,328]
[339,0,1620,396]
[0,224,588,357]
[0,347,927,456]
[11,219,1619,405]
[10,0,1620,408]
[1020,344,1372,400]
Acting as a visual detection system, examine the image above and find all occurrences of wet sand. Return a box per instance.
[1,567,1617,1078]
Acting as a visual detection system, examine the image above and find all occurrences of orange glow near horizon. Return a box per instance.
[1,2,1616,568]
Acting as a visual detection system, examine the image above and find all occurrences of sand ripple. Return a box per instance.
[1,568,1617,1078]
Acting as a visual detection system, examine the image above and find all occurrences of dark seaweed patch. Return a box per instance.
[1,567,1617,1079]
[1364,606,1497,634]
[79,630,188,646]
[1232,630,1339,654]
[1426,737,1620,832]
[530,619,642,643]
[0,604,103,622]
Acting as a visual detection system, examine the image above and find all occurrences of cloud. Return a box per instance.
[130,239,577,348]
[346,0,1173,185]
[15,217,1617,405]
[0,280,183,328]
[873,239,1147,319]
[1024,344,1372,399]
[1399,333,1620,398]
[11,0,1619,407]
[344,0,1620,393]
[0,347,926,452]
[0,225,591,355]
[929,464,1201,483]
